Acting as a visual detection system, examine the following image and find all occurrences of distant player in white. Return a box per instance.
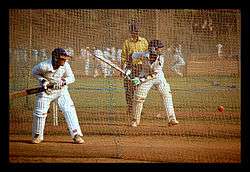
[31,48,84,144]
[66,47,74,57]
[129,40,179,127]
[32,49,38,63]
[92,47,101,78]
[17,48,27,63]
[171,44,186,77]
[116,48,122,66]
[216,43,223,58]
[103,47,113,77]
[110,47,116,62]
[80,47,91,76]
[40,49,48,61]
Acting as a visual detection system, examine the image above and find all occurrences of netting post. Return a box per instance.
[26,9,32,110]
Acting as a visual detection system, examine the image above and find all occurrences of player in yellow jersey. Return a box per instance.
[121,21,149,118]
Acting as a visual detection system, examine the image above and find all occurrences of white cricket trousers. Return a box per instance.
[133,73,177,125]
[32,88,83,140]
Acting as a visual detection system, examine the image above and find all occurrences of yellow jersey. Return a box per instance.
[121,36,149,66]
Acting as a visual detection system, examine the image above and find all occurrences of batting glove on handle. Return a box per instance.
[52,79,66,90]
[125,69,131,76]
[42,79,53,95]
[42,79,50,89]
[124,68,132,79]
[131,77,141,86]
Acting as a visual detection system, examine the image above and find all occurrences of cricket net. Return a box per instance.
[9,9,240,163]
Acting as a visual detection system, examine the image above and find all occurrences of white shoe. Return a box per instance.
[168,119,179,126]
[73,135,84,144]
[32,134,43,144]
[131,121,137,127]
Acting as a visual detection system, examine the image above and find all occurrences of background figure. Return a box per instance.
[216,43,223,58]
[116,48,122,66]
[32,49,39,64]
[171,44,186,77]
[93,47,109,78]
[40,49,48,61]
[66,47,74,58]
[16,48,27,63]
[91,47,100,78]
[110,47,116,62]
[103,47,113,77]
[112,47,122,77]
[80,47,91,76]
[121,21,149,117]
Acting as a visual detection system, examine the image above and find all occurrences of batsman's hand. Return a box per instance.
[42,79,52,95]
[131,77,141,86]
[42,79,50,89]
[52,79,66,90]
[125,69,132,78]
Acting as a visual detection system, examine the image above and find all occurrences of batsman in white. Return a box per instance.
[129,40,179,127]
[31,48,84,144]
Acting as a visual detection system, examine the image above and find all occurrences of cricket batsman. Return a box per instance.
[31,48,84,144]
[129,40,179,127]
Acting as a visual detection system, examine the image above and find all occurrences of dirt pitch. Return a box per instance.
[9,112,240,164]
[9,135,240,163]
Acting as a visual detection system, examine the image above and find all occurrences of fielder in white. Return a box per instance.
[103,47,113,77]
[40,49,48,61]
[216,43,223,58]
[32,49,38,63]
[31,48,84,144]
[129,40,179,127]
[80,47,91,76]
[116,48,122,66]
[171,44,186,77]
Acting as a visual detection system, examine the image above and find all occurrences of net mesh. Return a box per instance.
[9,9,240,162]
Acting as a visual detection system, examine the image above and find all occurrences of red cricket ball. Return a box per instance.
[218,105,224,112]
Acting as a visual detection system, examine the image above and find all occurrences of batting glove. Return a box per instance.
[52,79,66,90]
[125,69,132,77]
[42,79,52,95]
[131,77,141,86]
[42,79,50,89]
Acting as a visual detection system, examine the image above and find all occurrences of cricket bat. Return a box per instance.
[91,50,156,82]
[9,84,54,100]
[91,50,127,77]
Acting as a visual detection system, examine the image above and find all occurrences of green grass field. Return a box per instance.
[68,75,240,112]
